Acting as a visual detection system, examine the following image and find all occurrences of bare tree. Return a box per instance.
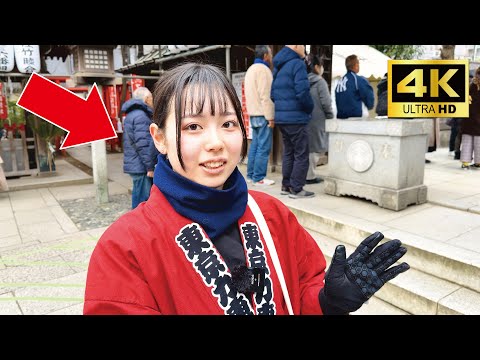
[440,45,455,60]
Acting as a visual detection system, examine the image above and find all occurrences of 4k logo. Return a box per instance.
[388,60,469,118]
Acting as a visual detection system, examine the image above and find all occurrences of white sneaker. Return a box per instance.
[246,178,252,183]
[253,178,275,186]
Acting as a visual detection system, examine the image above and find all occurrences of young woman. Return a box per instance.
[84,63,409,315]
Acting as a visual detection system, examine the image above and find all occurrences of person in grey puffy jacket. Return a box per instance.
[306,54,333,183]
[122,87,159,209]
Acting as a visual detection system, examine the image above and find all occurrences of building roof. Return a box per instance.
[116,45,229,74]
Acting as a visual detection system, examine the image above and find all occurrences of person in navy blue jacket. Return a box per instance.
[335,54,374,119]
[122,87,159,209]
[271,45,315,199]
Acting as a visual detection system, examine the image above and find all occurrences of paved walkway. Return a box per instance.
[0,144,478,314]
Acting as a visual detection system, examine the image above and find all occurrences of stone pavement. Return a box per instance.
[0,144,479,314]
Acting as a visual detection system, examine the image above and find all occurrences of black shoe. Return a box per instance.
[280,186,291,195]
[454,151,461,160]
[425,159,431,164]
[288,190,315,199]
[305,177,323,184]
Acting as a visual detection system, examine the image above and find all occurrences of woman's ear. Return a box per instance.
[150,123,167,154]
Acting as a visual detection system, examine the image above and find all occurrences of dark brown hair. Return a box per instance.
[152,62,248,169]
[306,53,323,74]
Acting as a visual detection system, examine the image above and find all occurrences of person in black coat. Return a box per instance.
[375,73,388,117]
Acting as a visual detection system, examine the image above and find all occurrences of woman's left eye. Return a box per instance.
[223,120,238,128]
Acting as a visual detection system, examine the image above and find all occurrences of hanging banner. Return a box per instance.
[130,77,144,94]
[0,95,7,120]
[14,45,41,73]
[232,72,251,139]
[0,83,7,119]
[0,45,15,72]
[105,85,119,118]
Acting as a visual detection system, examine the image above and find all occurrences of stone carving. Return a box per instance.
[346,140,374,173]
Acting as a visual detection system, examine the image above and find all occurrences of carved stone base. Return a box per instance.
[324,177,428,211]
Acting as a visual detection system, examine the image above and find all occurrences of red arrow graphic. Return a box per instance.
[17,73,117,149]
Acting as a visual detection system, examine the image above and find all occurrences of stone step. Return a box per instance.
[8,177,93,192]
[310,230,480,315]
[288,204,480,294]
[351,295,409,315]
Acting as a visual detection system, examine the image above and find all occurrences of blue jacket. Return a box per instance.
[335,70,374,119]
[270,47,314,125]
[121,99,158,174]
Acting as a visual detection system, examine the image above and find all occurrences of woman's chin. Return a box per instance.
[198,177,228,190]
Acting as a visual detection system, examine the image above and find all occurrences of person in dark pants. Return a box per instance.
[454,122,463,160]
[447,118,461,157]
[271,45,315,199]
[122,87,159,209]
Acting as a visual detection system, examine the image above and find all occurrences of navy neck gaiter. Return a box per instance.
[153,154,248,240]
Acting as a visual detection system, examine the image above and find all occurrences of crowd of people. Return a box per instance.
[80,46,479,315]
[84,61,410,315]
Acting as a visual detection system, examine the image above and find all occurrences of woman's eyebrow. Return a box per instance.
[182,111,236,119]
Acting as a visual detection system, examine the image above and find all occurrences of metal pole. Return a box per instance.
[225,45,231,80]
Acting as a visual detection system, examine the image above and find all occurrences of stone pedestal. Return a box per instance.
[324,118,429,211]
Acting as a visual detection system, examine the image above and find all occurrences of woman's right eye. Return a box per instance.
[185,124,200,131]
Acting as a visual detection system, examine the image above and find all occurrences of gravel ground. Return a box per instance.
[59,194,131,231]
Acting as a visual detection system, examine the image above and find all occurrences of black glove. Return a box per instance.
[319,231,410,315]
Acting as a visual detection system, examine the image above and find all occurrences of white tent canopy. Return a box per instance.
[332,45,390,80]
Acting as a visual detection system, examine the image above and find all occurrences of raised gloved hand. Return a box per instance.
[319,231,410,315]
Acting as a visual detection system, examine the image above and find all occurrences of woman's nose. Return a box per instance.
[204,130,224,152]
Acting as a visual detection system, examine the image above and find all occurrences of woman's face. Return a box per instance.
[151,95,243,190]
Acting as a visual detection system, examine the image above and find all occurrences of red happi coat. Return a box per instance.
[83,187,327,315]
